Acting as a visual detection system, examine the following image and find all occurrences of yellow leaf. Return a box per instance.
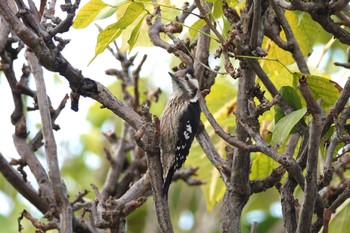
[189,19,206,38]
[250,152,278,180]
[293,72,342,109]
[73,0,126,29]
[90,2,145,63]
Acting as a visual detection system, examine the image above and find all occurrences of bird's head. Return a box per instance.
[168,67,199,101]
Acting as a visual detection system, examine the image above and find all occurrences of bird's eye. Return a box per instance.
[184,76,189,81]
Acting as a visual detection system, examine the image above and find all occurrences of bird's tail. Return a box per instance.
[162,166,175,197]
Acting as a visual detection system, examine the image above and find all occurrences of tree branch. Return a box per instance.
[196,125,230,185]
[13,135,55,205]
[271,2,309,74]
[219,58,253,232]
[0,153,48,213]
[198,93,258,152]
[147,5,192,65]
[143,117,174,233]
[26,50,73,233]
[296,75,325,233]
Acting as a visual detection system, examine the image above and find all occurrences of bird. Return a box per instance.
[159,67,201,196]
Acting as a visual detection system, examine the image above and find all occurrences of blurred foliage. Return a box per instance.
[329,198,350,233]
[2,0,350,232]
[187,76,236,211]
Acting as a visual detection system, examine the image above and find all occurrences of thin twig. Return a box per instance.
[196,125,230,185]
[194,0,225,43]
[0,153,48,213]
[249,0,261,50]
[297,75,325,233]
[323,187,350,232]
[198,92,258,151]
[271,2,309,74]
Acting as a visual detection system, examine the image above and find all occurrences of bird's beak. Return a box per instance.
[168,72,177,79]
[168,72,182,89]
[168,72,181,83]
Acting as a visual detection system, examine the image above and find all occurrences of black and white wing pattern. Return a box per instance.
[162,101,200,194]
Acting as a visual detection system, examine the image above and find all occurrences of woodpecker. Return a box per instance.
[160,67,201,196]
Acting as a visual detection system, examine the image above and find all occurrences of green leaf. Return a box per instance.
[280,86,302,110]
[212,0,223,19]
[274,105,285,125]
[329,199,350,232]
[91,25,122,63]
[250,152,278,179]
[261,11,324,74]
[127,14,146,53]
[189,19,206,38]
[292,72,342,110]
[112,2,144,29]
[271,108,307,146]
[90,2,145,63]
[274,86,302,123]
[73,0,126,29]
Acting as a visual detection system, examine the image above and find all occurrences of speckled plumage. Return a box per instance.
[160,68,200,195]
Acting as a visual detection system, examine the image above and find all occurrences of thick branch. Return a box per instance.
[144,122,174,233]
[26,50,72,233]
[250,0,261,50]
[297,75,325,233]
[13,136,55,205]
[0,153,48,213]
[220,59,253,233]
[196,125,230,184]
[133,111,173,233]
[194,22,212,89]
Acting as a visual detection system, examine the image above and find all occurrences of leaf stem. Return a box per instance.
[230,54,293,74]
